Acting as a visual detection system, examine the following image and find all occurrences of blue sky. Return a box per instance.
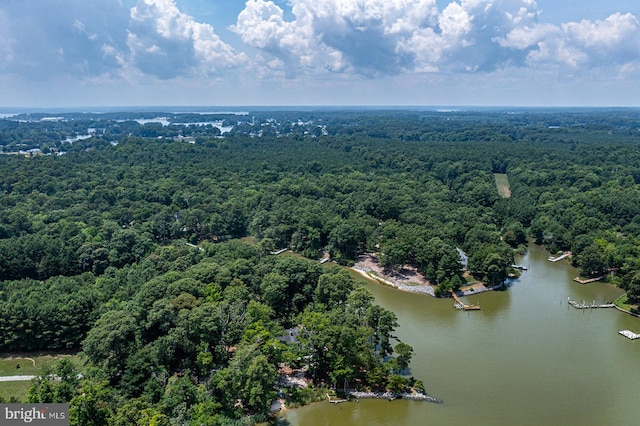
[1,0,639,107]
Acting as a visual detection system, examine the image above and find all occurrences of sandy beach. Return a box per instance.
[352,253,494,297]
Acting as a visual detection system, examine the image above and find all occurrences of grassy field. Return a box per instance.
[614,294,637,313]
[494,173,511,198]
[0,353,83,376]
[0,381,32,402]
[0,353,84,402]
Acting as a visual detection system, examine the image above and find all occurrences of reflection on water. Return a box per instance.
[285,243,640,426]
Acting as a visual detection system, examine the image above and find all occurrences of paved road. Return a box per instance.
[0,375,35,382]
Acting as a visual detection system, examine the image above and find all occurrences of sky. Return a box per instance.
[1,0,639,107]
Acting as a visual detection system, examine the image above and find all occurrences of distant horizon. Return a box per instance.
[2,105,640,114]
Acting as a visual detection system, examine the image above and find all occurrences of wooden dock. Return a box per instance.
[619,330,640,340]
[451,291,480,310]
[326,393,348,404]
[270,248,289,255]
[567,298,614,309]
[573,276,604,284]
[548,252,571,262]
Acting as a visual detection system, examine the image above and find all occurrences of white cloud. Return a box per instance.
[127,0,246,79]
[562,12,640,64]
[230,0,343,77]
[439,2,471,41]
[0,1,132,80]
[563,13,638,49]
[232,0,640,78]
[232,0,543,76]
[499,12,640,71]
[0,0,639,106]
[0,0,244,82]
[231,0,292,50]
[231,0,442,76]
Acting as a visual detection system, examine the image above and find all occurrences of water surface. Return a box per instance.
[284,243,640,425]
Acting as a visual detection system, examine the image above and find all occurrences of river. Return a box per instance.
[283,243,640,425]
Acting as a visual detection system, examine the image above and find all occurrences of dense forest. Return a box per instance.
[2,108,640,424]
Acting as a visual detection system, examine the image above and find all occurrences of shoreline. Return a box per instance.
[349,391,443,404]
[350,265,496,298]
[613,305,640,318]
[350,266,437,296]
[274,389,442,414]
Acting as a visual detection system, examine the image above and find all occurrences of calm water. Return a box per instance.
[284,243,640,425]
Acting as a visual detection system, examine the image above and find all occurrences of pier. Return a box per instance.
[573,276,604,284]
[548,252,571,262]
[451,290,480,310]
[619,330,640,340]
[567,298,614,309]
[347,391,442,404]
[326,393,348,404]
